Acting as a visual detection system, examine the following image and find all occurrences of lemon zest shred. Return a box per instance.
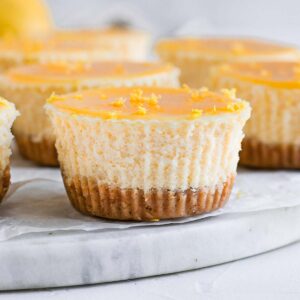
[189,108,203,119]
[111,98,125,108]
[133,105,147,115]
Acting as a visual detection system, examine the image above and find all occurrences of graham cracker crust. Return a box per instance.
[0,165,10,203]
[62,174,235,221]
[14,133,58,166]
[240,138,300,169]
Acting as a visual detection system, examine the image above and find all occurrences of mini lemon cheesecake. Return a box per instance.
[0,61,179,166]
[0,98,19,203]
[156,37,298,88]
[0,27,150,71]
[55,28,150,61]
[45,86,250,220]
[212,61,300,168]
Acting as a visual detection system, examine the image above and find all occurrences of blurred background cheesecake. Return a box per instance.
[212,61,300,169]
[0,61,179,165]
[156,38,299,88]
[0,28,151,71]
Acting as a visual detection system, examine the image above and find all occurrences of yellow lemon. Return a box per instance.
[0,0,53,38]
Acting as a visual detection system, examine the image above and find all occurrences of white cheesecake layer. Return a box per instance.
[46,107,250,191]
[0,100,19,170]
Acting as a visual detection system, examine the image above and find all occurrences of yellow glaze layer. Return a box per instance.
[47,86,247,120]
[6,61,176,84]
[218,61,300,88]
[156,38,295,57]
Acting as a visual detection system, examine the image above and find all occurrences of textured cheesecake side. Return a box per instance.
[46,107,250,220]
[213,77,300,168]
[0,101,19,203]
[156,52,223,88]
[0,68,179,166]
[157,41,298,88]
[0,84,72,166]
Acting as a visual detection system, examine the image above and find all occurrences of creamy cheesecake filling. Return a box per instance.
[49,114,246,190]
[46,86,250,190]
[212,62,300,145]
[0,99,19,170]
[0,98,14,201]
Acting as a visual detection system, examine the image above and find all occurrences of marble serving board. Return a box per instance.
[0,151,299,291]
[1,205,300,291]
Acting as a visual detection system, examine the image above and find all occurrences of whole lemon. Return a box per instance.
[0,0,53,37]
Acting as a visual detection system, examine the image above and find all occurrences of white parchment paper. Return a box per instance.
[0,153,299,242]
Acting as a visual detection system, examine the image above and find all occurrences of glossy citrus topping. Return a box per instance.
[156,38,294,57]
[5,61,176,84]
[47,86,247,120]
[219,61,300,88]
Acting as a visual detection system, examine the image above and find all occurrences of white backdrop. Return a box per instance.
[47,0,300,46]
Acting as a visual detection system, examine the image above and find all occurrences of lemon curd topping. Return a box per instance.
[47,86,247,120]
[5,61,176,84]
[219,61,300,88]
[156,38,295,57]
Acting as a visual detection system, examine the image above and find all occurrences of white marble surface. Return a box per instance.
[1,241,300,300]
[0,205,300,291]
